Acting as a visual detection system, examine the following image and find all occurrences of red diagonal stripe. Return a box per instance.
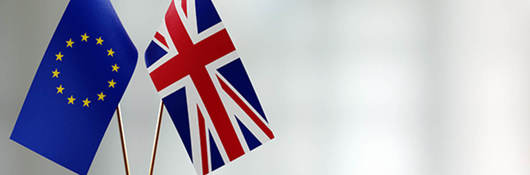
[154,32,168,48]
[218,75,275,139]
[182,0,187,16]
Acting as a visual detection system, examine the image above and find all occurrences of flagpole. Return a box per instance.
[149,101,164,175]
[116,105,131,175]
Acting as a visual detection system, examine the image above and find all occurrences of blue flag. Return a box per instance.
[10,0,137,174]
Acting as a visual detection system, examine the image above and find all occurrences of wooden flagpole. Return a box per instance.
[149,101,165,175]
[116,105,131,175]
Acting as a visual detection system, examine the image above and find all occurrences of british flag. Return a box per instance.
[144,0,275,174]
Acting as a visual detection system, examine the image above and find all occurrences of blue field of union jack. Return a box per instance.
[145,0,275,174]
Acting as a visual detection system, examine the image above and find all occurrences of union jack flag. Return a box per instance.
[145,0,275,174]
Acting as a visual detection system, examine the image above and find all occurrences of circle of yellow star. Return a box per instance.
[96,37,104,45]
[56,84,64,94]
[66,38,74,48]
[82,98,91,107]
[67,96,76,104]
[97,92,106,101]
[55,52,64,61]
[111,64,120,72]
[107,48,115,57]
[81,33,90,42]
[108,79,116,88]
[52,69,60,78]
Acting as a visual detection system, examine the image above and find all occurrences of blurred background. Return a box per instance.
[0,0,529,174]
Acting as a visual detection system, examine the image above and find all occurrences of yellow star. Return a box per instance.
[97,92,106,101]
[96,37,104,45]
[66,38,74,48]
[82,98,91,107]
[55,52,64,61]
[107,48,115,57]
[67,96,76,104]
[81,33,90,42]
[111,64,120,72]
[108,79,116,88]
[52,69,60,78]
[56,84,64,94]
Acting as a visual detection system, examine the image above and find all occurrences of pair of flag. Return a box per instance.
[10,0,274,174]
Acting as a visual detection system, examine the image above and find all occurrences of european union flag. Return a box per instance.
[10,0,137,174]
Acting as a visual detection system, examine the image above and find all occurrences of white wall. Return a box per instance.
[0,0,528,174]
